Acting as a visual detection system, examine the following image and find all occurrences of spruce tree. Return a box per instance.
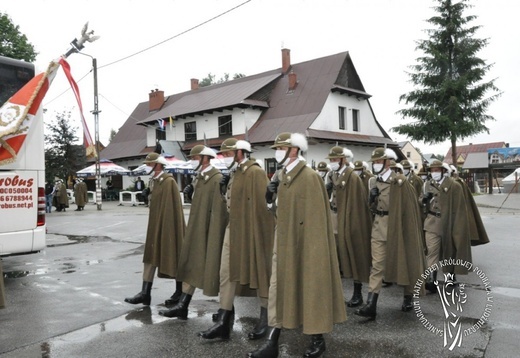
[393,0,501,165]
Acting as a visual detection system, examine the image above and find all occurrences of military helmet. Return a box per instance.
[429,160,451,172]
[353,160,364,170]
[270,132,308,151]
[370,147,397,161]
[316,161,330,172]
[219,138,252,153]
[143,152,169,165]
[188,145,216,158]
[417,165,428,175]
[401,160,412,169]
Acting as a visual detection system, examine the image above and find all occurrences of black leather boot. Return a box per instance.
[425,271,438,293]
[212,305,235,322]
[159,293,192,319]
[124,281,152,305]
[165,280,183,306]
[198,309,233,340]
[355,292,378,319]
[248,306,268,340]
[402,295,413,312]
[346,282,363,307]
[303,334,326,358]
[247,326,280,358]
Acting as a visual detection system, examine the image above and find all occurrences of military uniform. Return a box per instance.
[199,139,275,341]
[249,132,346,358]
[160,145,229,320]
[353,160,374,194]
[125,153,186,306]
[401,160,423,198]
[73,179,88,211]
[356,148,426,320]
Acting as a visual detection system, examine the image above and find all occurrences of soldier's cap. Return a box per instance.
[143,152,169,166]
[326,146,353,160]
[188,145,216,158]
[219,138,252,153]
[353,160,364,170]
[316,161,330,171]
[370,147,397,161]
[270,132,308,152]
[429,160,451,172]
[401,160,413,169]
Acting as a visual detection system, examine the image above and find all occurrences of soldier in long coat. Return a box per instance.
[159,145,228,319]
[353,160,374,194]
[248,133,346,358]
[124,152,185,306]
[199,138,275,341]
[356,148,426,320]
[55,179,68,212]
[401,160,423,198]
[73,178,88,211]
[327,146,372,308]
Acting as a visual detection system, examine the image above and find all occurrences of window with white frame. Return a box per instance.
[218,115,232,136]
[184,121,197,141]
[338,106,346,130]
[352,109,359,132]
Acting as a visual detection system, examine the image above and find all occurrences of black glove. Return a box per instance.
[183,184,194,200]
[220,174,230,196]
[422,192,433,205]
[369,187,379,204]
[265,179,279,204]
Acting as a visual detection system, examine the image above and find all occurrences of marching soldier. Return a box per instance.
[248,133,346,358]
[356,148,426,320]
[327,146,372,308]
[124,153,186,307]
[198,138,275,341]
[401,160,423,198]
[389,160,403,174]
[55,179,68,212]
[159,145,228,319]
[73,178,88,211]
[421,160,471,291]
[353,160,374,193]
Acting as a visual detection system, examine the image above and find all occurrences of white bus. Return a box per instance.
[0,55,46,256]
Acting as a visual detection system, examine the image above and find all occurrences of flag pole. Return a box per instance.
[65,23,102,210]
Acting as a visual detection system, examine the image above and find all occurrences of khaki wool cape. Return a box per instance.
[436,177,472,274]
[455,178,490,247]
[332,167,372,282]
[275,161,346,334]
[408,171,423,198]
[384,173,427,288]
[228,160,275,298]
[358,171,374,194]
[57,184,68,206]
[177,168,228,296]
[74,182,88,207]
[143,172,185,279]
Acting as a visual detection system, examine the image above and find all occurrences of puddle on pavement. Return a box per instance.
[38,305,244,356]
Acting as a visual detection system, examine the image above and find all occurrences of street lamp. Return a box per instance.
[67,24,102,210]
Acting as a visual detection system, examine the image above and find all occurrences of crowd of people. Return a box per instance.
[122,132,489,358]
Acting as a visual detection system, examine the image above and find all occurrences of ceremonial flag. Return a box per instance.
[157,118,165,131]
[0,59,61,166]
[59,58,96,158]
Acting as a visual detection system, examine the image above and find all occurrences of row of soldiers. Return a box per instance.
[123,134,488,358]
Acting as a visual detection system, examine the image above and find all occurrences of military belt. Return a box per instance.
[374,209,389,216]
[428,210,441,218]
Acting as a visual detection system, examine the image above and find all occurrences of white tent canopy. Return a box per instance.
[76,159,131,177]
[503,168,520,183]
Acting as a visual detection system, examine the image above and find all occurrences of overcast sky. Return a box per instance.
[3,0,519,156]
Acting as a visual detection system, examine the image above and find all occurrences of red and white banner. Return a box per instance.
[0,59,61,166]
[59,58,96,158]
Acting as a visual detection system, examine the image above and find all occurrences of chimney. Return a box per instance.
[281,48,291,74]
[288,71,297,91]
[191,78,199,90]
[149,89,164,111]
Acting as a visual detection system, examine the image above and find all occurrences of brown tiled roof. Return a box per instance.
[138,72,279,123]
[444,141,506,164]
[99,102,154,161]
[306,129,397,147]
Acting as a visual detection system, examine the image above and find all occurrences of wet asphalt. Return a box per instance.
[1,193,519,357]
